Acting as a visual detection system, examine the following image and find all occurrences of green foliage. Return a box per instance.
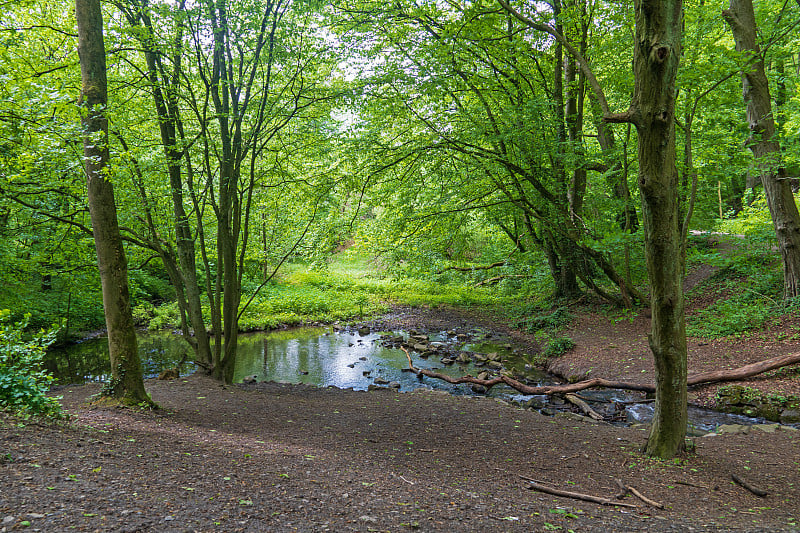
[540,336,576,359]
[0,310,61,417]
[687,298,774,338]
[135,301,182,331]
[718,196,778,246]
[686,248,786,338]
[237,253,509,330]
[514,305,574,333]
[128,267,175,304]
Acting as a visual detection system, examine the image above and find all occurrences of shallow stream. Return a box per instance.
[48,326,780,434]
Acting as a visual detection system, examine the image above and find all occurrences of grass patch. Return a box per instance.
[144,251,514,331]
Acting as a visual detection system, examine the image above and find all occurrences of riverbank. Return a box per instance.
[4,303,800,532]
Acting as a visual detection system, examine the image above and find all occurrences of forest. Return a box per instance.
[1,0,800,469]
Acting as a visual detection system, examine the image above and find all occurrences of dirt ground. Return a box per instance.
[2,299,800,533]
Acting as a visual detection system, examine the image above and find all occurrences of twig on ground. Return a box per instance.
[732,473,768,497]
[674,480,713,490]
[519,475,637,508]
[614,479,664,508]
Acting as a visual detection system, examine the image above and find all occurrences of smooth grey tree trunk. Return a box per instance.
[724,0,800,299]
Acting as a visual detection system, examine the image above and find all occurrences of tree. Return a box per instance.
[499,0,688,457]
[332,1,646,304]
[625,0,687,458]
[75,0,149,403]
[723,0,800,299]
[115,0,213,369]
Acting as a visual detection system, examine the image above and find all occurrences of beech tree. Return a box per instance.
[75,0,149,403]
[724,0,800,299]
[626,0,687,458]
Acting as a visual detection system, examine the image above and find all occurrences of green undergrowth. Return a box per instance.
[686,243,798,339]
[0,310,62,418]
[510,303,575,364]
[142,251,513,332]
[684,195,800,339]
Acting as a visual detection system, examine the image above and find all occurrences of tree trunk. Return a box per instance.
[76,0,149,404]
[500,0,687,458]
[630,0,687,458]
[723,0,800,299]
[128,3,213,367]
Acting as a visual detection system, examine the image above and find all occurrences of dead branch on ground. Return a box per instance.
[731,474,768,497]
[401,348,800,398]
[565,393,604,420]
[519,476,638,508]
[614,479,664,509]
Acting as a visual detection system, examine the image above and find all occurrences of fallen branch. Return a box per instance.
[474,274,528,287]
[673,480,713,490]
[401,348,800,397]
[436,261,507,274]
[402,346,654,394]
[731,474,768,497]
[565,394,604,420]
[687,353,800,386]
[519,476,637,508]
[614,479,664,509]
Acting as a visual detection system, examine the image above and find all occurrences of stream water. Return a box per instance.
[47,326,780,434]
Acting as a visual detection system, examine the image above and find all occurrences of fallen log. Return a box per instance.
[401,348,800,397]
[565,394,604,420]
[687,353,800,386]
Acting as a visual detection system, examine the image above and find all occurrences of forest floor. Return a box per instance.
[3,262,800,531]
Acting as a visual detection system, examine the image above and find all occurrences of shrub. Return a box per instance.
[0,310,61,417]
[516,306,574,333]
[541,336,576,359]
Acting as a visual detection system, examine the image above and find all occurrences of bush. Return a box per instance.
[541,336,576,359]
[0,310,61,417]
[516,306,574,333]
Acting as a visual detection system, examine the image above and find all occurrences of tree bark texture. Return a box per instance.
[723,0,800,299]
[631,0,687,458]
[76,0,149,403]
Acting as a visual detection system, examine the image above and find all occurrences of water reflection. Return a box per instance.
[47,331,195,385]
[47,326,787,433]
[233,327,542,396]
